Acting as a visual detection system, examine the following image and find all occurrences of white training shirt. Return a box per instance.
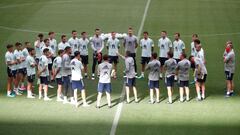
[39,55,49,77]
[49,38,57,57]
[68,37,79,56]
[158,37,172,58]
[14,49,24,69]
[78,38,89,56]
[41,46,53,64]
[26,55,36,76]
[106,37,120,56]
[190,42,196,56]
[70,58,84,81]
[5,51,16,70]
[173,39,185,59]
[22,48,29,68]
[195,48,205,62]
[52,56,63,78]
[98,61,112,83]
[34,40,45,58]
[58,42,70,51]
[140,38,154,57]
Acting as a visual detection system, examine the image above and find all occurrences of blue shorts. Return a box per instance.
[56,77,63,85]
[179,80,189,87]
[40,76,49,85]
[98,83,111,93]
[148,80,159,89]
[72,80,85,91]
[125,78,136,87]
[7,67,16,78]
[18,68,27,76]
[109,56,119,64]
[165,75,174,87]
[141,57,150,64]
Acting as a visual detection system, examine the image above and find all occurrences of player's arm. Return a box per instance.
[169,40,173,52]
[106,40,109,50]
[116,52,125,60]
[34,40,41,48]
[151,40,154,52]
[135,38,138,48]
[123,38,126,48]
[182,42,186,53]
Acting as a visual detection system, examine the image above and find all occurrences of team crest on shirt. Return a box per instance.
[143,45,147,49]
[74,44,77,48]
[128,41,132,46]
[112,44,115,49]
[161,44,164,49]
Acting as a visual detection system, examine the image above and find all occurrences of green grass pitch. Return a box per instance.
[0,0,240,135]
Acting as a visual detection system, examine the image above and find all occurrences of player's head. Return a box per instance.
[15,42,22,50]
[180,53,187,60]
[192,34,198,41]
[24,42,31,48]
[143,31,148,39]
[167,51,173,58]
[189,56,195,63]
[151,52,158,60]
[6,44,14,52]
[58,50,64,57]
[81,32,87,38]
[44,38,50,46]
[111,32,116,39]
[161,31,167,38]
[65,46,72,54]
[103,54,109,61]
[72,30,77,38]
[95,28,101,36]
[28,47,35,56]
[74,51,81,60]
[194,39,201,51]
[43,48,49,56]
[61,35,67,43]
[48,31,55,39]
[174,32,180,40]
[125,51,131,57]
[128,27,133,36]
[38,33,44,41]
[226,40,233,49]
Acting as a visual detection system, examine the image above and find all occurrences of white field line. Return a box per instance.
[109,0,152,135]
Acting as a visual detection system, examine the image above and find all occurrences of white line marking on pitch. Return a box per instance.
[109,0,151,135]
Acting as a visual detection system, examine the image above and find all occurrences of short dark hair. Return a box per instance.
[24,42,30,46]
[194,39,201,44]
[152,52,157,59]
[72,30,77,34]
[192,34,198,38]
[167,51,173,58]
[103,54,109,61]
[128,27,133,30]
[162,31,167,34]
[95,28,100,31]
[65,46,71,51]
[27,47,35,53]
[15,42,22,47]
[143,31,148,35]
[74,51,80,57]
[58,50,64,55]
[189,55,194,61]
[61,35,66,39]
[48,31,54,35]
[81,32,86,35]
[175,32,180,37]
[38,33,44,38]
[7,44,13,49]
[43,48,49,53]
[44,38,49,43]
[181,53,187,58]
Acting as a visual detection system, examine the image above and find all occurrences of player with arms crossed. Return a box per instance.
[106,32,120,79]
[91,28,104,80]
[158,31,172,79]
[118,51,139,103]
[189,55,207,101]
[26,48,37,98]
[164,51,177,104]
[78,32,90,78]
[223,42,235,97]
[139,31,154,79]
[5,44,18,97]
[37,48,52,101]
[68,30,80,59]
[96,54,113,108]
[123,27,138,74]
[48,32,57,61]
[145,52,161,104]
[176,53,191,102]
[71,51,89,107]
[52,50,64,102]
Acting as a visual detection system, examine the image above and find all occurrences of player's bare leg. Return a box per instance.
[38,84,43,99]
[81,90,89,107]
[43,85,51,101]
[167,86,172,104]
[106,92,111,108]
[159,66,163,79]
[155,88,160,103]
[125,86,130,103]
[201,83,205,99]
[27,82,35,98]
[56,85,63,101]
[179,87,184,102]
[96,92,102,108]
[133,86,139,103]
[185,87,190,101]
[84,64,88,78]
[140,63,145,78]
[149,89,154,104]
[196,82,201,100]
